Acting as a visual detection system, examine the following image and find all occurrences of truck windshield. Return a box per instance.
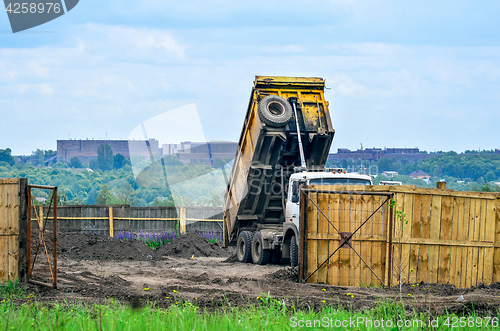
[309,178,371,185]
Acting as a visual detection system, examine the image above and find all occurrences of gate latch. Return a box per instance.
[340,232,352,248]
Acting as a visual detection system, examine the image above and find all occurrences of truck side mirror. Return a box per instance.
[291,181,300,203]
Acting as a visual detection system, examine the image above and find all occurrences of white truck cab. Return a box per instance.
[285,169,373,230]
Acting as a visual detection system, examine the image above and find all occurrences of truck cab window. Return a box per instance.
[291,180,304,203]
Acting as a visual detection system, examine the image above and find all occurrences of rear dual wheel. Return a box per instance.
[236,231,253,263]
[252,232,271,265]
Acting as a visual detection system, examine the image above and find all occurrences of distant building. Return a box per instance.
[381,171,398,177]
[57,139,160,163]
[328,147,434,162]
[163,141,237,165]
[409,170,430,180]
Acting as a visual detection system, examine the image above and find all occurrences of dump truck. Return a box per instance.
[222,76,372,266]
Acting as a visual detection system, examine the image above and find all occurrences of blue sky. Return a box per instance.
[1,0,499,155]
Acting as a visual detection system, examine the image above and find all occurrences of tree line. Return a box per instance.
[0,144,226,206]
[1,147,498,206]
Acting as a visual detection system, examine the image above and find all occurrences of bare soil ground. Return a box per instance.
[19,233,500,316]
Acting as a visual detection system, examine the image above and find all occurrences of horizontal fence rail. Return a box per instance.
[29,205,224,236]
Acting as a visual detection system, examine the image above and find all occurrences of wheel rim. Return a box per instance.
[267,101,285,117]
[237,239,245,259]
[255,241,261,259]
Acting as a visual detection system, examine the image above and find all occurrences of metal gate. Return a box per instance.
[27,185,57,288]
[299,188,394,287]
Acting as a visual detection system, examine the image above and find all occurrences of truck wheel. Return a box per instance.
[236,231,253,263]
[290,235,299,267]
[251,232,271,265]
[258,95,292,127]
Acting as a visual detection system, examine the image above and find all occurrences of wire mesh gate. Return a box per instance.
[299,188,394,287]
[27,185,57,288]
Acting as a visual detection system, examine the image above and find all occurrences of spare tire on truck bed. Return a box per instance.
[258,95,292,127]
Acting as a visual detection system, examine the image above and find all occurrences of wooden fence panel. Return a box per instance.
[494,197,500,283]
[302,186,499,289]
[0,178,25,283]
[304,187,390,287]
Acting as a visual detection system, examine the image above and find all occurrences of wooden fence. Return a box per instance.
[300,185,500,288]
[31,205,223,236]
[0,178,28,283]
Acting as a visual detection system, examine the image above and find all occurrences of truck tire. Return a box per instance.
[290,235,299,267]
[236,231,253,263]
[251,232,271,265]
[258,95,292,127]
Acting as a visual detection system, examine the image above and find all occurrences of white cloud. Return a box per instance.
[38,83,55,96]
[0,20,499,154]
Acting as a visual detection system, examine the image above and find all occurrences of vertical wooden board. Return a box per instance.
[317,192,329,283]
[484,247,494,285]
[0,184,9,282]
[418,194,432,283]
[8,182,19,232]
[427,195,442,283]
[391,193,405,285]
[7,183,19,281]
[360,195,373,285]
[438,196,453,284]
[339,194,350,286]
[483,200,496,284]
[380,201,389,286]
[328,240,339,285]
[327,193,340,285]
[471,199,482,286]
[306,239,318,283]
[466,199,476,288]
[371,195,383,285]
[477,199,488,284]
[401,193,413,283]
[461,198,471,288]
[305,195,317,283]
[7,234,18,280]
[477,247,485,285]
[409,194,421,284]
[449,197,462,287]
[351,195,362,286]
[495,198,500,282]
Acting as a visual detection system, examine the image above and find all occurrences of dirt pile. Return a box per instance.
[268,266,299,282]
[156,231,231,258]
[58,233,159,261]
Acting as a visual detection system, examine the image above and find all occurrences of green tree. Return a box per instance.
[0,148,15,166]
[96,184,115,204]
[97,144,113,171]
[69,156,83,168]
[113,153,128,169]
[86,188,98,204]
[31,149,45,166]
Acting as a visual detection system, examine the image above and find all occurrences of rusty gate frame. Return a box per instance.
[298,188,394,287]
[27,184,57,288]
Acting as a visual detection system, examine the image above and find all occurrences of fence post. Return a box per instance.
[108,207,114,237]
[180,206,186,233]
[39,205,44,229]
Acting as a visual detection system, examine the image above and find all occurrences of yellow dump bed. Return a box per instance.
[223,76,335,244]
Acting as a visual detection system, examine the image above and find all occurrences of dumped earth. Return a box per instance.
[16,231,500,316]
[57,233,159,261]
[157,231,232,259]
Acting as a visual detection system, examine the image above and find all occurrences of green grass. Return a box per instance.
[0,293,499,330]
[0,279,25,298]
